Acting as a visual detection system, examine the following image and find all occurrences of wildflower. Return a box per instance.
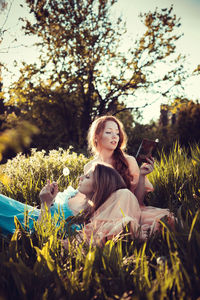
[63,167,70,176]
[156,256,167,265]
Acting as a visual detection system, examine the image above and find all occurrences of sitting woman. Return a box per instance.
[84,115,154,204]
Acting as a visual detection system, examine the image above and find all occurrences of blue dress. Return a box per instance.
[0,186,78,235]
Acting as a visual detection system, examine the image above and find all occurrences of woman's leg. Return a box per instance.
[0,194,40,235]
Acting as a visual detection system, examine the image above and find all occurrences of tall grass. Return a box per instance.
[147,142,200,213]
[0,144,200,299]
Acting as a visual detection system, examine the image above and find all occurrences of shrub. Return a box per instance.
[0,147,90,206]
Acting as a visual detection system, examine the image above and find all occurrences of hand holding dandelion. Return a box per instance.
[39,179,58,207]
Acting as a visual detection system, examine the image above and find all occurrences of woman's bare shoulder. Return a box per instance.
[124,154,137,164]
[84,158,99,174]
[124,154,139,174]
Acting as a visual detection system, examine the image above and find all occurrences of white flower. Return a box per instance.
[63,167,70,176]
[156,256,166,265]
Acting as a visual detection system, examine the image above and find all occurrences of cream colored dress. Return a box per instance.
[80,159,173,244]
[82,190,173,244]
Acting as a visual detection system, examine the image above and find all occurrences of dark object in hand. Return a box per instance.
[136,138,159,164]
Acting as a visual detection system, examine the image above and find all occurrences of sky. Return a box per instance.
[114,0,200,121]
[0,0,200,123]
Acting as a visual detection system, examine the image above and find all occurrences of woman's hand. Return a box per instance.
[39,179,58,207]
[140,157,154,176]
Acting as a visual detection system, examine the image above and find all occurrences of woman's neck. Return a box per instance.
[98,149,114,165]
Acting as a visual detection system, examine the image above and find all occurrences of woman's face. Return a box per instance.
[78,169,94,198]
[97,121,120,151]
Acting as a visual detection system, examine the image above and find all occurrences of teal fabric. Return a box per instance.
[0,186,79,235]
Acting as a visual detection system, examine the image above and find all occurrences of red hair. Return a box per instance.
[87,115,133,189]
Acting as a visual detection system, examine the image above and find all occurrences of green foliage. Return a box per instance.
[154,100,200,152]
[0,147,90,206]
[1,144,200,298]
[175,101,200,146]
[0,121,39,157]
[0,121,39,185]
[147,142,200,213]
[1,214,200,299]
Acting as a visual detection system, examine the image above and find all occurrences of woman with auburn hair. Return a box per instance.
[84,115,154,206]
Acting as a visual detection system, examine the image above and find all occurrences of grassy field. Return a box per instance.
[0,144,200,300]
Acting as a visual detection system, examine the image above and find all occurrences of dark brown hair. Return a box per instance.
[85,163,127,222]
[87,115,133,189]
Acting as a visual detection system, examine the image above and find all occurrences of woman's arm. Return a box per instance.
[134,174,146,206]
[38,180,58,221]
[134,157,154,205]
[127,156,154,206]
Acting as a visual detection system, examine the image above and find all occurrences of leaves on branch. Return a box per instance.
[6,1,187,150]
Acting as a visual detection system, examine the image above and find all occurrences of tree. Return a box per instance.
[150,98,200,152]
[174,101,200,146]
[0,2,39,163]
[7,1,186,150]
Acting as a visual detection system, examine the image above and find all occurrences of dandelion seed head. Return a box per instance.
[63,167,70,176]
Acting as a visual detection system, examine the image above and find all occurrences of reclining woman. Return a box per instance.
[40,163,174,244]
[0,162,173,242]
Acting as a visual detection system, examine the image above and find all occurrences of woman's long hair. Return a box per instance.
[87,115,133,189]
[85,163,127,222]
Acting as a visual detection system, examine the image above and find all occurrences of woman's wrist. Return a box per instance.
[41,201,52,212]
[139,171,146,179]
